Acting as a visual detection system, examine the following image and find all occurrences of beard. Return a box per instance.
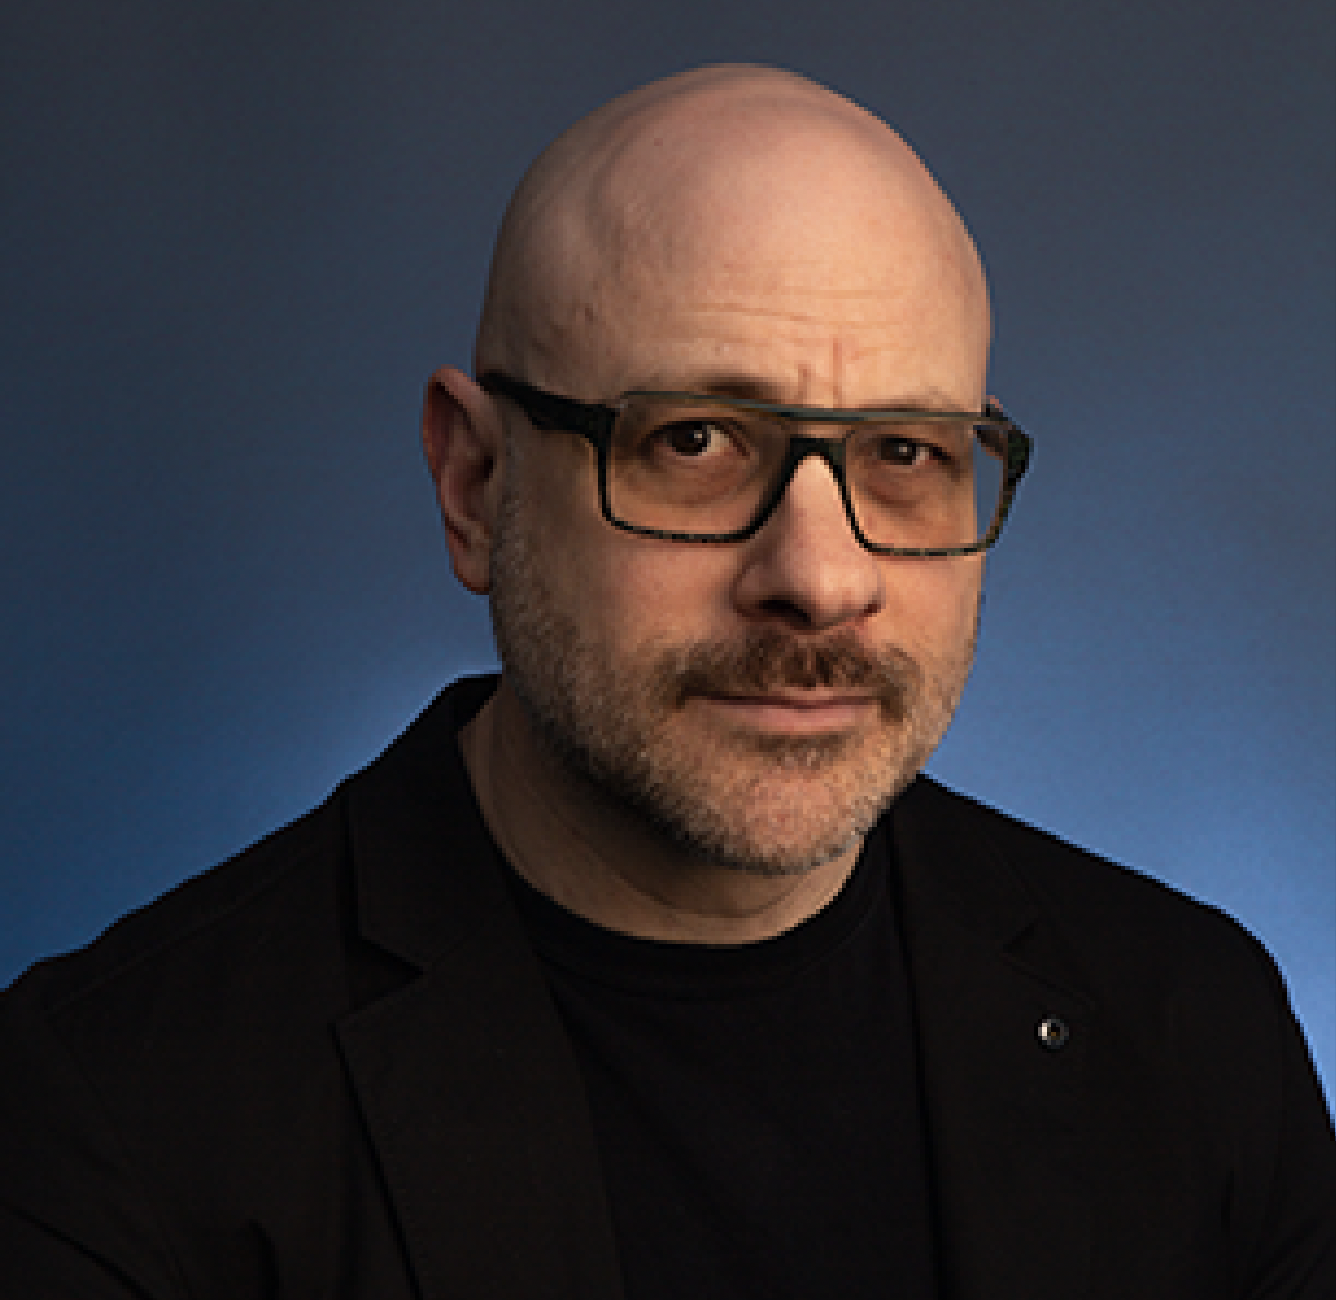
[488,483,975,879]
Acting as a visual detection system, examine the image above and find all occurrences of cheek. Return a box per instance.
[596,543,739,650]
[517,440,733,649]
[879,558,982,657]
[514,437,602,568]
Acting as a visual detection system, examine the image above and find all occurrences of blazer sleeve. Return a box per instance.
[0,971,188,1300]
[1234,943,1336,1299]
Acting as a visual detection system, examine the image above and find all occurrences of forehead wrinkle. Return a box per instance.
[630,353,968,410]
[682,299,917,326]
[650,306,955,369]
[642,316,964,379]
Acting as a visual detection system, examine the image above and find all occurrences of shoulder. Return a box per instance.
[0,681,486,1105]
[892,773,1314,1124]
[895,776,1331,1155]
[3,786,353,1033]
[898,774,1275,982]
[2,676,498,1026]
[896,778,1336,1287]
[0,786,362,1296]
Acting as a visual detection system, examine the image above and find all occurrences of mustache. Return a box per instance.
[662,630,920,717]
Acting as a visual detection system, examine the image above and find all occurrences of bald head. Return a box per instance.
[476,63,990,411]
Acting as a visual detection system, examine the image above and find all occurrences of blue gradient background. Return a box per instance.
[3,1,1333,1102]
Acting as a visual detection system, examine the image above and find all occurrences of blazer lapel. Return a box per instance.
[333,684,624,1300]
[894,780,1096,1300]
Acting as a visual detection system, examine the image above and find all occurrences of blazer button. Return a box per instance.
[1037,1015,1070,1051]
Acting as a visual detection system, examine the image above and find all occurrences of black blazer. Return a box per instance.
[2,676,1333,1298]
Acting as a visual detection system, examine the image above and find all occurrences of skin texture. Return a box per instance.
[422,65,992,943]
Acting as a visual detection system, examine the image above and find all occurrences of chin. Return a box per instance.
[598,722,925,878]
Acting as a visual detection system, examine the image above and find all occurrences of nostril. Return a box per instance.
[757,596,820,631]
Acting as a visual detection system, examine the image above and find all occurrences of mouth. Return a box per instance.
[689,690,881,737]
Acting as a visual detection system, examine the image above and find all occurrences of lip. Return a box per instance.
[690,691,879,736]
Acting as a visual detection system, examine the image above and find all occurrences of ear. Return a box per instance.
[422,366,504,595]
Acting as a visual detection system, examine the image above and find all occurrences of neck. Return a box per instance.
[458,677,860,944]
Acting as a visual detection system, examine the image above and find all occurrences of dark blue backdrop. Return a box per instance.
[3,0,1333,1101]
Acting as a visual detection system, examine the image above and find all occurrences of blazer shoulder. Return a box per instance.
[5,790,350,1020]
[900,775,1284,997]
[907,775,1254,921]
[1,678,497,1047]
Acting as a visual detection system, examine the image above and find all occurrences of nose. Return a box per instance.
[730,455,885,632]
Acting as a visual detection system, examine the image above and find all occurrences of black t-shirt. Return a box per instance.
[506,826,940,1299]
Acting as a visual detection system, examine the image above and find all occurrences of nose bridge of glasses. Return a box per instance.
[746,428,859,543]
[782,430,850,484]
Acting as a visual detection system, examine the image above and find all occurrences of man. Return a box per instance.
[1,65,1332,1299]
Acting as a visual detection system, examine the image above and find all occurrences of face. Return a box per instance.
[490,488,976,876]
[484,107,988,877]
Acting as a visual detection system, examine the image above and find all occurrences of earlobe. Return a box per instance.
[422,366,503,595]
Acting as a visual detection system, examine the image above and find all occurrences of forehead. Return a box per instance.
[581,199,985,404]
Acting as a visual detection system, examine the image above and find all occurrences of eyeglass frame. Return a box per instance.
[478,371,1033,558]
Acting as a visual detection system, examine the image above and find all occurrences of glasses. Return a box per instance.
[479,372,1032,557]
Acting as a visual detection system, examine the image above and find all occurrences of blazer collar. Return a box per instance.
[894,778,1097,1300]
[334,677,624,1299]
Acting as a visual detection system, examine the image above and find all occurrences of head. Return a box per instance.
[426,65,993,877]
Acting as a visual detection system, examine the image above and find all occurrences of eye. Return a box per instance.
[656,419,731,458]
[873,435,935,468]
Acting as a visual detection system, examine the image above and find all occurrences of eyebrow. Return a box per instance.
[638,369,972,414]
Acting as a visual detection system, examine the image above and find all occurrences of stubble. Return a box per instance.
[488,479,974,878]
